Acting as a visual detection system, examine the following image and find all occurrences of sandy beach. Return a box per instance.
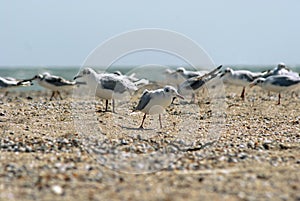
[0,86,299,201]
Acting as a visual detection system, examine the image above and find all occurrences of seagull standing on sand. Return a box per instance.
[31,72,79,100]
[249,75,300,105]
[178,65,222,102]
[0,77,32,96]
[74,68,137,112]
[220,68,264,100]
[134,85,184,129]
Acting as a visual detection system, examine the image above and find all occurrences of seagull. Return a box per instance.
[74,68,138,112]
[165,67,206,87]
[249,75,300,105]
[178,65,222,102]
[113,71,150,88]
[220,68,264,100]
[0,76,32,96]
[31,72,79,100]
[266,63,299,78]
[134,85,184,129]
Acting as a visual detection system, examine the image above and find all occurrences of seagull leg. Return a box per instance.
[57,91,63,100]
[171,97,176,104]
[159,114,162,129]
[4,91,9,97]
[50,91,55,101]
[105,100,109,112]
[139,114,147,129]
[277,93,281,105]
[191,93,196,104]
[112,99,115,113]
[241,87,245,100]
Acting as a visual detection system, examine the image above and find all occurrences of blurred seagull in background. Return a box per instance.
[134,85,184,129]
[165,67,207,88]
[113,70,150,88]
[178,65,222,102]
[249,75,300,105]
[74,68,137,112]
[220,67,265,100]
[0,76,32,97]
[31,72,80,100]
[263,62,299,78]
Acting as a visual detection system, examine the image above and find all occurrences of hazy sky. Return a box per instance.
[1,0,300,66]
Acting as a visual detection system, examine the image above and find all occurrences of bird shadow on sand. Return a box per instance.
[120,126,154,131]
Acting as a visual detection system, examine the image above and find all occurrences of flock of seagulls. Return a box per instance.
[1,63,300,128]
[220,63,300,104]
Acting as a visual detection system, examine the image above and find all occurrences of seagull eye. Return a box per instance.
[165,88,170,93]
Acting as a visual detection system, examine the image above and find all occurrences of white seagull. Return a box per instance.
[74,68,138,112]
[0,76,32,96]
[264,62,299,78]
[249,75,300,105]
[113,71,150,88]
[134,85,184,129]
[220,68,264,100]
[165,67,206,87]
[31,72,79,100]
[178,65,222,102]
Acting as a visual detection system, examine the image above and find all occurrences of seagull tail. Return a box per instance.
[17,80,33,86]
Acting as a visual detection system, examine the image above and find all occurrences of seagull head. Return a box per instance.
[32,74,44,81]
[163,85,184,99]
[277,62,286,69]
[249,78,265,88]
[74,68,96,80]
[41,72,51,77]
[176,67,186,74]
[113,71,123,76]
[220,68,232,78]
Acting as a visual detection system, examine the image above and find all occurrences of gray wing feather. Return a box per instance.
[181,65,222,90]
[100,75,137,93]
[271,76,300,87]
[100,77,127,93]
[134,90,151,111]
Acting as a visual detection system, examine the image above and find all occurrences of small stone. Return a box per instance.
[247,141,255,149]
[51,185,64,195]
[228,157,238,163]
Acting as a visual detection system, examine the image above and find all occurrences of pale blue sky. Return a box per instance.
[1,0,300,66]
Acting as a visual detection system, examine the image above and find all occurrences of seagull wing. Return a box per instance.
[134,90,151,111]
[271,76,300,87]
[17,79,33,86]
[0,78,11,88]
[239,73,255,82]
[45,76,75,86]
[180,65,222,90]
[100,76,129,93]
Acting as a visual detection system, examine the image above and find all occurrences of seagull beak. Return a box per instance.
[176,93,185,100]
[73,75,82,80]
[249,83,255,88]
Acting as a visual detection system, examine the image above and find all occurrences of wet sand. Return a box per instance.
[0,86,299,201]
